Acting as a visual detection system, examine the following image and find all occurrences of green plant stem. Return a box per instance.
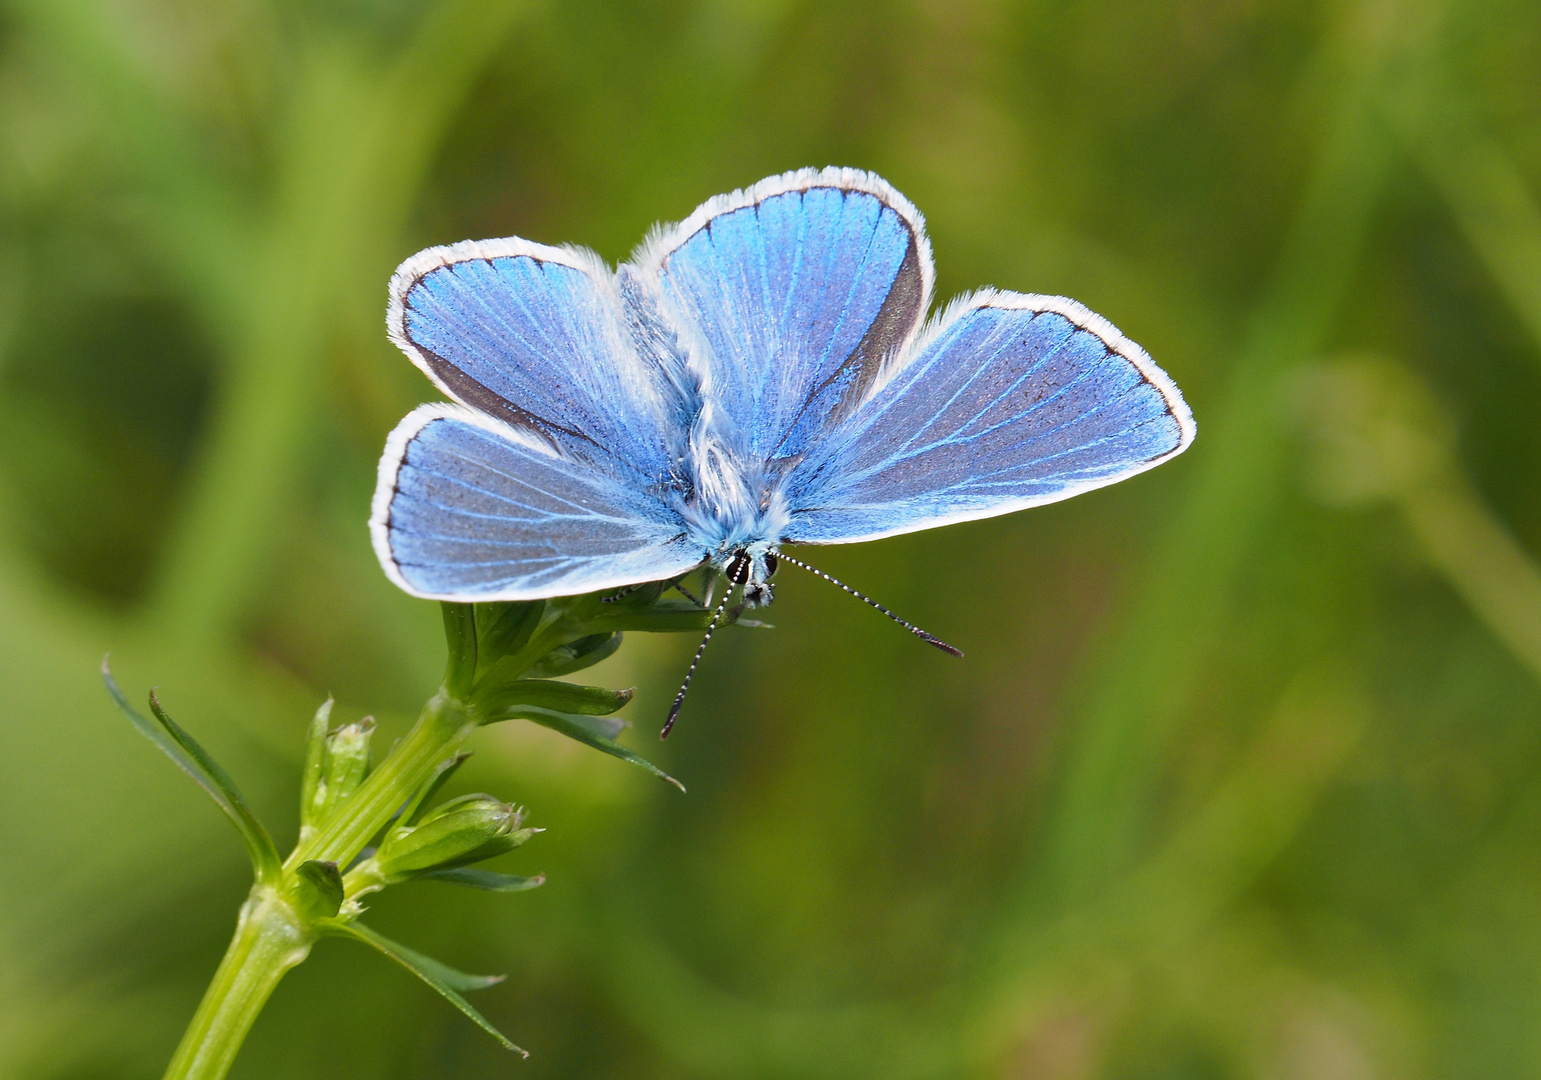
[163,887,314,1080]
[169,688,476,1079]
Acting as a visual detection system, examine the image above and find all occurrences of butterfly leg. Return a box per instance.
[673,579,706,607]
[665,561,717,608]
[601,583,649,603]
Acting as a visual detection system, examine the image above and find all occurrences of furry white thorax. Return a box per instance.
[674,400,791,583]
[627,208,812,587]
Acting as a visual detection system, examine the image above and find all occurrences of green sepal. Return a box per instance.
[321,920,525,1056]
[503,704,684,792]
[291,860,344,921]
[441,603,479,697]
[481,680,633,716]
[299,699,333,833]
[476,601,544,665]
[527,632,623,678]
[102,660,283,885]
[420,867,546,892]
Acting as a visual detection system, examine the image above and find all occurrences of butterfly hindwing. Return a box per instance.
[782,293,1195,544]
[372,406,701,601]
[633,168,933,465]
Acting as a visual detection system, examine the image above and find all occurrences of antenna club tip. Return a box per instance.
[924,635,964,658]
[661,701,684,739]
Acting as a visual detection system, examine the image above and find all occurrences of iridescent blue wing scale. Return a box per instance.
[372,406,702,600]
[374,239,701,600]
[782,292,1195,544]
[631,168,933,467]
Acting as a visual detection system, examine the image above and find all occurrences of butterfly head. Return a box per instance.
[723,546,779,608]
[727,548,782,607]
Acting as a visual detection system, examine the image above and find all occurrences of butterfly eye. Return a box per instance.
[726,551,753,585]
[763,553,779,578]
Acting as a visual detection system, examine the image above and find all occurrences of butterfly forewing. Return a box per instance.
[390,238,684,481]
[781,292,1195,545]
[633,168,933,466]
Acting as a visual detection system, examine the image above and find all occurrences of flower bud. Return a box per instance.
[303,716,375,829]
[375,795,536,879]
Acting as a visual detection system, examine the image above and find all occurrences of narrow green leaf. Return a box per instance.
[324,920,525,1056]
[501,704,684,792]
[484,679,633,716]
[527,632,622,678]
[441,602,478,696]
[299,698,333,832]
[485,703,623,741]
[103,659,282,884]
[292,860,344,921]
[421,867,546,892]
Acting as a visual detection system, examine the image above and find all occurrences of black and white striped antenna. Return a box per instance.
[660,584,735,739]
[776,553,963,657]
[659,551,961,738]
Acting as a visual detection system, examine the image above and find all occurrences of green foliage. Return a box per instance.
[101,660,284,886]
[7,0,1541,1077]
[419,867,546,892]
[99,587,719,1071]
[321,920,526,1058]
[492,680,635,717]
[507,703,685,792]
[525,633,624,679]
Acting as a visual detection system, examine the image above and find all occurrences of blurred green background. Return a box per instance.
[3,0,1541,1076]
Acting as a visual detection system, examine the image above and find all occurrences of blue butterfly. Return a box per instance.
[371,168,1195,729]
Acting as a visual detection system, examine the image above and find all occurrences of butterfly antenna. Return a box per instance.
[660,584,735,739]
[776,553,963,658]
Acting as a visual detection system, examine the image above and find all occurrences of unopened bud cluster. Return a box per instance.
[339,748,542,901]
[106,581,736,1063]
[299,702,375,842]
[377,794,537,878]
